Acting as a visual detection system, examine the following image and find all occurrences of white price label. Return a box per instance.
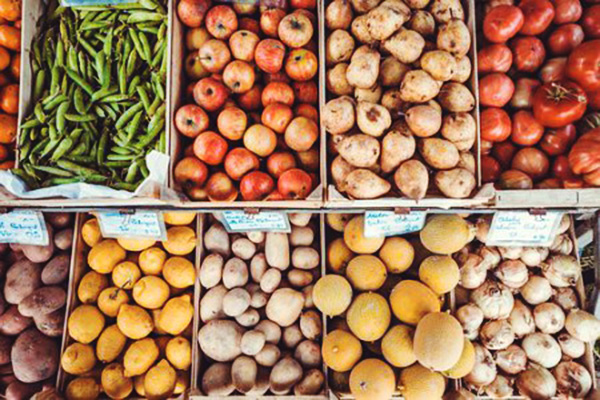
[486,211,563,247]
[0,210,49,245]
[364,211,427,238]
[221,211,290,233]
[96,211,167,240]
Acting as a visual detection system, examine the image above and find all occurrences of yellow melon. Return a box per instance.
[346,255,387,291]
[349,359,395,400]
[322,330,363,372]
[413,312,465,372]
[399,363,445,400]
[389,280,441,325]
[326,213,353,232]
[381,325,416,368]
[443,338,475,378]
[420,215,472,255]
[346,293,391,341]
[313,275,353,317]
[419,255,459,295]
[343,216,385,254]
[327,238,354,274]
[379,237,414,274]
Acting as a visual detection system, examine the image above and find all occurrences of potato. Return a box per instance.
[41,253,70,285]
[452,56,472,83]
[406,105,442,138]
[33,309,64,337]
[265,233,290,270]
[200,285,227,322]
[266,288,304,327]
[4,260,42,305]
[21,240,54,264]
[344,169,391,199]
[435,168,476,198]
[222,258,249,289]
[294,369,325,395]
[204,224,230,257]
[381,89,406,119]
[247,231,265,244]
[366,0,411,41]
[420,50,457,81]
[241,330,266,356]
[200,253,224,289]
[356,102,391,138]
[331,155,356,192]
[12,328,59,383]
[380,57,409,87]
[282,324,303,348]
[441,112,476,151]
[289,214,312,227]
[6,381,43,400]
[303,285,315,308]
[437,19,470,58]
[53,228,73,252]
[383,29,425,64]
[394,160,429,200]
[198,320,244,362]
[291,247,320,270]
[270,357,303,394]
[288,269,314,287]
[290,226,314,247]
[431,0,464,23]
[338,134,380,168]
[236,309,260,328]
[250,287,269,309]
[0,336,11,365]
[255,344,281,367]
[294,340,322,368]
[202,363,235,396]
[223,288,251,317]
[255,320,282,344]
[248,367,270,396]
[400,70,440,103]
[232,356,257,393]
[0,306,32,336]
[355,85,382,103]
[18,286,66,318]
[47,213,72,229]
[231,238,256,261]
[381,124,416,173]
[250,253,268,283]
[419,138,460,170]
[299,311,322,340]
[327,63,354,96]
[409,10,436,37]
[351,15,376,45]
[323,96,355,135]
[350,0,381,14]
[438,82,475,112]
[260,268,282,294]
[346,46,380,89]
[326,29,355,65]
[458,151,475,174]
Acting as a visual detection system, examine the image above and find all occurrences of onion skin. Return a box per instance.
[550,234,574,255]
[495,344,527,374]
[471,281,514,320]
[553,361,592,398]
[557,333,585,359]
[565,309,600,342]
[484,375,514,398]
[494,260,529,289]
[475,216,491,244]
[516,365,557,400]
[498,246,523,260]
[477,246,501,269]
[465,343,497,389]
[557,214,571,234]
[522,333,562,369]
[553,287,579,310]
[508,300,536,338]
[520,247,549,267]
[456,303,484,333]
[520,276,552,305]
[541,255,581,288]
[533,302,565,334]
[480,320,515,350]
[459,254,488,289]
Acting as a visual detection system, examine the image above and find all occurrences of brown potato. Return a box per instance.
[289,214,312,227]
[458,152,476,174]
[383,29,425,64]
[381,123,416,173]
[200,253,224,289]
[232,238,256,261]
[356,102,391,137]
[366,0,411,41]
[202,363,235,396]
[435,168,476,198]
[326,0,353,30]
[288,269,314,287]
[406,105,442,137]
[419,138,460,169]
[198,320,244,362]
[409,10,436,36]
[4,260,42,305]
[399,70,440,103]
[255,320,282,344]
[265,288,304,327]
[394,160,429,200]
[350,0,381,13]
[438,82,475,112]
[200,285,227,322]
[331,155,356,192]
[346,46,380,89]
[294,340,322,368]
[344,169,391,199]
[236,308,260,328]
[452,56,472,83]
[326,29,355,66]
[437,19,471,58]
[54,228,73,251]
[294,369,325,396]
[405,0,431,8]
[441,112,476,151]
[381,89,406,119]
[223,288,251,317]
[291,247,320,270]
[338,134,380,168]
[265,232,290,271]
[282,324,303,348]
[431,0,464,23]
[290,226,314,247]
[204,224,230,257]
[260,268,282,294]
[255,344,281,367]
[46,213,72,229]
[323,96,355,135]
[18,286,66,318]
[351,14,376,45]
[222,258,249,289]
[41,253,70,285]
[421,50,457,81]
[303,285,314,308]
[250,253,267,283]
[232,356,257,393]
[380,57,410,87]
[299,311,322,340]
[355,85,382,103]
[327,63,354,96]
[12,328,59,383]
[33,309,64,337]
[241,330,266,356]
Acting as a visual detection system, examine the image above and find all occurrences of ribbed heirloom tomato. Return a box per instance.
[569,128,600,185]
[532,81,588,127]
[483,5,525,43]
[566,40,600,91]
[481,107,512,142]
[547,24,585,56]
[540,124,577,155]
[478,44,513,73]
[511,110,544,145]
[479,73,515,107]
[519,0,555,35]
[511,36,546,72]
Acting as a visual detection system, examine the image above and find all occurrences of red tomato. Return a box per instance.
[552,155,577,179]
[566,40,600,92]
[563,178,585,188]
[539,57,567,83]
[511,36,546,72]
[483,5,525,43]
[532,81,588,127]
[481,107,512,142]
[498,169,534,189]
[568,128,600,183]
[478,44,514,73]
[537,178,562,188]
[510,78,541,108]
[582,5,600,38]
[552,0,582,24]
[519,0,555,35]
[479,73,515,107]
[493,140,518,168]
[511,110,545,145]
[589,89,600,111]
[539,124,577,155]
[548,24,585,56]
[481,155,502,183]
[511,147,550,179]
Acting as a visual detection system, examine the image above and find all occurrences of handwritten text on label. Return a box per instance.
[97,211,167,240]
[487,211,564,247]
[222,211,290,233]
[364,211,427,238]
[0,210,49,245]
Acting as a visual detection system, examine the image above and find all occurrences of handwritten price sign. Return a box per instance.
[364,211,427,238]
[221,211,290,233]
[0,210,49,245]
[96,211,167,240]
[487,211,563,247]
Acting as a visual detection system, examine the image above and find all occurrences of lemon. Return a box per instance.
[166,336,192,370]
[124,338,159,377]
[98,287,129,318]
[78,271,109,304]
[139,247,167,275]
[163,212,196,226]
[117,237,156,252]
[102,363,132,400]
[96,325,127,363]
[163,226,196,256]
[61,343,96,375]
[117,304,153,339]
[112,261,142,289]
[144,360,176,399]
[82,218,102,247]
[158,295,194,335]
[133,276,170,309]
[163,257,196,289]
[68,305,105,344]
[66,377,101,400]
[88,239,127,274]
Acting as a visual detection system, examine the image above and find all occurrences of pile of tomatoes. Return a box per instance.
[173,0,320,202]
[478,0,600,189]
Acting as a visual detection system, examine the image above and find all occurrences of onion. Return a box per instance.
[459,254,488,289]
[465,329,479,340]
[471,281,514,320]
[455,285,470,307]
[553,361,592,398]
[495,344,527,374]
[443,389,476,400]
[494,260,529,289]
[520,247,549,267]
[522,332,562,368]
[475,216,491,244]
[454,246,472,265]
[541,255,581,287]
[477,246,501,269]
[480,320,515,350]
[484,375,514,398]
[456,303,484,333]
[550,234,574,255]
[533,302,565,334]
[520,276,552,305]
[553,287,579,310]
[465,343,497,388]
[498,246,523,260]
[557,333,585,359]
[565,309,600,342]
[557,214,571,234]
[516,365,557,400]
[508,300,535,338]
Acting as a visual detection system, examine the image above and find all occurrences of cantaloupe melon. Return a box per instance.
[346,293,391,341]
[420,215,473,255]
[389,281,441,325]
[322,330,363,372]
[328,238,354,274]
[443,338,475,378]
[313,275,353,316]
[399,363,445,400]
[346,255,387,291]
[327,214,353,232]
[419,255,460,295]
[413,312,465,372]
[349,359,395,400]
[379,237,414,274]
[343,216,385,254]
[381,325,416,368]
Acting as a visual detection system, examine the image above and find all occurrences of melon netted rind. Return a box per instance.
[420,215,472,255]
[399,363,446,400]
[346,292,391,341]
[413,312,465,372]
[389,280,441,325]
[313,275,353,317]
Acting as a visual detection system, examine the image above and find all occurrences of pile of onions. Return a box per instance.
[553,361,592,398]
[522,333,562,369]
[498,246,523,260]
[550,234,574,255]
[541,255,581,287]
[516,365,557,399]
[553,287,579,310]
[484,375,513,398]
[565,309,600,342]
[508,300,535,338]
[495,344,527,374]
[520,247,549,267]
[471,281,514,320]
[480,320,515,350]
[459,254,489,289]
[533,302,565,334]
[557,333,585,359]
[520,276,552,305]
[477,246,501,269]
[456,303,484,338]
[465,343,497,389]
[494,260,528,289]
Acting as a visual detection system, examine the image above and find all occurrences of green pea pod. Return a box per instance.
[128,76,141,97]
[157,22,167,39]
[138,31,152,63]
[152,37,164,56]
[97,130,109,165]
[115,102,144,130]
[19,140,32,161]
[19,128,30,146]
[136,117,164,149]
[157,129,166,153]
[65,114,96,123]
[57,160,98,177]
[59,19,69,46]
[123,36,132,62]
[80,20,111,30]
[56,101,70,133]
[38,138,59,159]
[74,87,87,114]
[92,10,112,21]
[136,87,151,113]
[34,103,47,124]
[42,92,64,108]
[103,28,114,59]
[139,0,158,10]
[125,110,143,144]
[107,154,136,161]
[67,47,79,73]
[159,42,168,76]
[77,51,87,77]
[20,119,42,130]
[55,39,64,67]
[102,58,111,89]
[119,60,127,95]
[67,154,95,164]
[147,96,161,116]
[66,69,94,96]
[101,94,130,103]
[105,160,131,168]
[99,104,118,121]
[95,50,105,86]
[125,160,139,183]
[110,181,138,191]
[138,26,159,35]
[61,73,69,94]
[49,124,59,143]
[12,168,39,188]
[44,38,55,69]
[77,36,98,58]
[91,86,117,102]
[110,146,133,155]
[70,128,84,142]
[33,70,47,103]
[84,174,109,184]
[50,137,74,162]
[93,105,106,118]
[126,50,138,77]
[86,61,95,84]
[33,42,43,71]
[33,165,74,177]
[151,40,165,68]
[70,141,87,156]
[127,11,164,24]
[128,29,146,61]
[152,74,165,101]
[46,177,81,185]
[50,65,60,95]
[140,161,150,178]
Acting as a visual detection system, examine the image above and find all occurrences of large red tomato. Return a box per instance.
[511,110,544,145]
[519,0,555,35]
[498,169,534,189]
[478,44,514,73]
[568,128,600,185]
[539,124,577,155]
[589,89,600,110]
[511,36,546,72]
[493,140,518,168]
[483,5,525,43]
[566,40,600,91]
[552,0,582,24]
[552,155,577,179]
[511,147,550,179]
[547,24,585,56]
[581,5,600,39]
[481,155,502,183]
[539,57,567,83]
[532,81,588,127]
[481,107,512,142]
[479,73,515,107]
[510,78,541,108]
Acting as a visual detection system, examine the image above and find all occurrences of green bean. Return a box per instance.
[65,114,97,122]
[50,137,73,162]
[66,69,94,95]
[74,87,86,114]
[57,160,98,177]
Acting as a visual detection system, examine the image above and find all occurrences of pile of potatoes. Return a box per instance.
[199,213,325,396]
[60,212,198,400]
[324,0,478,200]
[0,213,74,400]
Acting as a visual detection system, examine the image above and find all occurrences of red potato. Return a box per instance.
[11,329,59,383]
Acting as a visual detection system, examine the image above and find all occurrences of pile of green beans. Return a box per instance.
[15,0,168,191]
